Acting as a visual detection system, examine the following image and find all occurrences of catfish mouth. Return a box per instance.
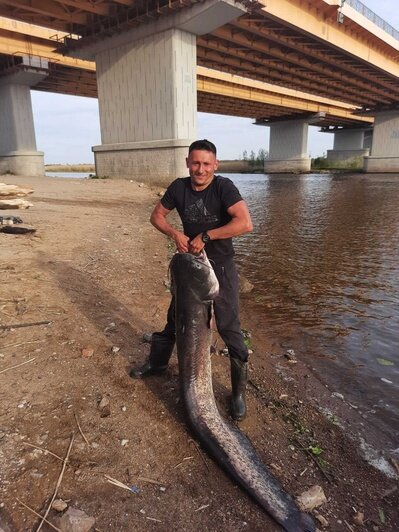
[170,251,219,300]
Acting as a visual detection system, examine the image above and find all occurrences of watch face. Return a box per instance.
[202,232,210,243]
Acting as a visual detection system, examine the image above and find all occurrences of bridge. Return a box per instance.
[0,0,398,181]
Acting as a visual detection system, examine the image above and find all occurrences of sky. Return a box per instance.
[30,1,399,164]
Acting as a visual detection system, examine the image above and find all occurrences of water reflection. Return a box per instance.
[229,173,399,443]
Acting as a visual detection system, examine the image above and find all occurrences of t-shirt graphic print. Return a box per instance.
[184,198,218,224]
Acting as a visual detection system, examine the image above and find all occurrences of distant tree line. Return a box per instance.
[241,148,268,168]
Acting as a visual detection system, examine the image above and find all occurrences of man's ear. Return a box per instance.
[214,159,219,170]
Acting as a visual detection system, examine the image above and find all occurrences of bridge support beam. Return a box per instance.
[326,128,370,166]
[0,68,47,176]
[364,110,399,173]
[85,0,246,184]
[263,118,310,173]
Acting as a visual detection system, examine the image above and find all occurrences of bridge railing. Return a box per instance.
[345,0,399,40]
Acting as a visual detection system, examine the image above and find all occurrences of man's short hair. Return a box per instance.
[188,139,217,156]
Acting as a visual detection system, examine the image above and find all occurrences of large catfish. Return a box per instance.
[170,251,315,532]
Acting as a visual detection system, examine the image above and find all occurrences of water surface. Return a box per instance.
[45,172,91,179]
[228,173,399,444]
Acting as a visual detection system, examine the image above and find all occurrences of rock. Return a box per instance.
[120,439,129,447]
[314,511,329,527]
[353,511,365,525]
[157,189,165,197]
[296,485,327,511]
[81,346,94,358]
[332,392,344,400]
[0,224,36,234]
[285,349,296,360]
[57,507,95,532]
[0,183,33,198]
[52,499,68,512]
[97,395,110,418]
[30,471,44,479]
[239,275,254,294]
[111,346,120,354]
[142,332,153,343]
[0,199,33,210]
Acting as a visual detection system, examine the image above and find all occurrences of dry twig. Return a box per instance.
[0,357,36,375]
[189,438,210,471]
[104,474,133,492]
[344,519,355,532]
[0,320,51,330]
[195,504,210,512]
[74,413,90,446]
[0,339,43,350]
[36,433,75,531]
[17,498,61,532]
[23,442,65,463]
[174,456,194,468]
[291,437,333,484]
[82,256,99,271]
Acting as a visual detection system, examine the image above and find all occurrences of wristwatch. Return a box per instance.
[201,231,211,243]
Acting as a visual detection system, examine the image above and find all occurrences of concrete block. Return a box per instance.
[264,158,311,173]
[0,151,45,177]
[363,156,399,173]
[327,148,369,165]
[93,142,189,185]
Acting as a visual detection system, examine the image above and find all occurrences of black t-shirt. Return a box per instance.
[161,175,243,262]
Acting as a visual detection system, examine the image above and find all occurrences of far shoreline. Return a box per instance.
[45,161,363,174]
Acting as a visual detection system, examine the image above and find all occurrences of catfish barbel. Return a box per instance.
[170,251,315,532]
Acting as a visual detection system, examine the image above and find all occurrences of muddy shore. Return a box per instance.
[0,175,398,531]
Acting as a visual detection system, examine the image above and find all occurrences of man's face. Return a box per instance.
[186,149,219,190]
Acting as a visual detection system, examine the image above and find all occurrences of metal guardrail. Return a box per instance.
[345,0,399,40]
[0,54,50,75]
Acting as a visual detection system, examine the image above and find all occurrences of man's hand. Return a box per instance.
[189,233,205,255]
[150,201,190,253]
[174,231,190,253]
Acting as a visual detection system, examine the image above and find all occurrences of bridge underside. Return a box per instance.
[1,0,398,108]
[0,54,371,130]
[0,0,398,177]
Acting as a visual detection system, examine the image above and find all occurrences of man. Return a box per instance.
[130,139,253,421]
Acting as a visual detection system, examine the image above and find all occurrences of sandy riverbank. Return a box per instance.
[0,175,398,531]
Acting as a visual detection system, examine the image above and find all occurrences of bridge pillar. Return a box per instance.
[263,118,310,173]
[326,128,370,166]
[0,67,47,176]
[79,0,246,184]
[93,28,196,184]
[364,110,399,173]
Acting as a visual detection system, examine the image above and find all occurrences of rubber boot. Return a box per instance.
[130,333,175,379]
[230,358,248,421]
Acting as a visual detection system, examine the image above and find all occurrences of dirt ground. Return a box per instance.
[0,175,398,532]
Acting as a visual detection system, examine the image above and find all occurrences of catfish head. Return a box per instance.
[170,251,219,303]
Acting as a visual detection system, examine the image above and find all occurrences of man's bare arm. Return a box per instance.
[150,201,190,253]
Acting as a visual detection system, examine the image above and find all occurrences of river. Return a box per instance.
[228,172,399,448]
